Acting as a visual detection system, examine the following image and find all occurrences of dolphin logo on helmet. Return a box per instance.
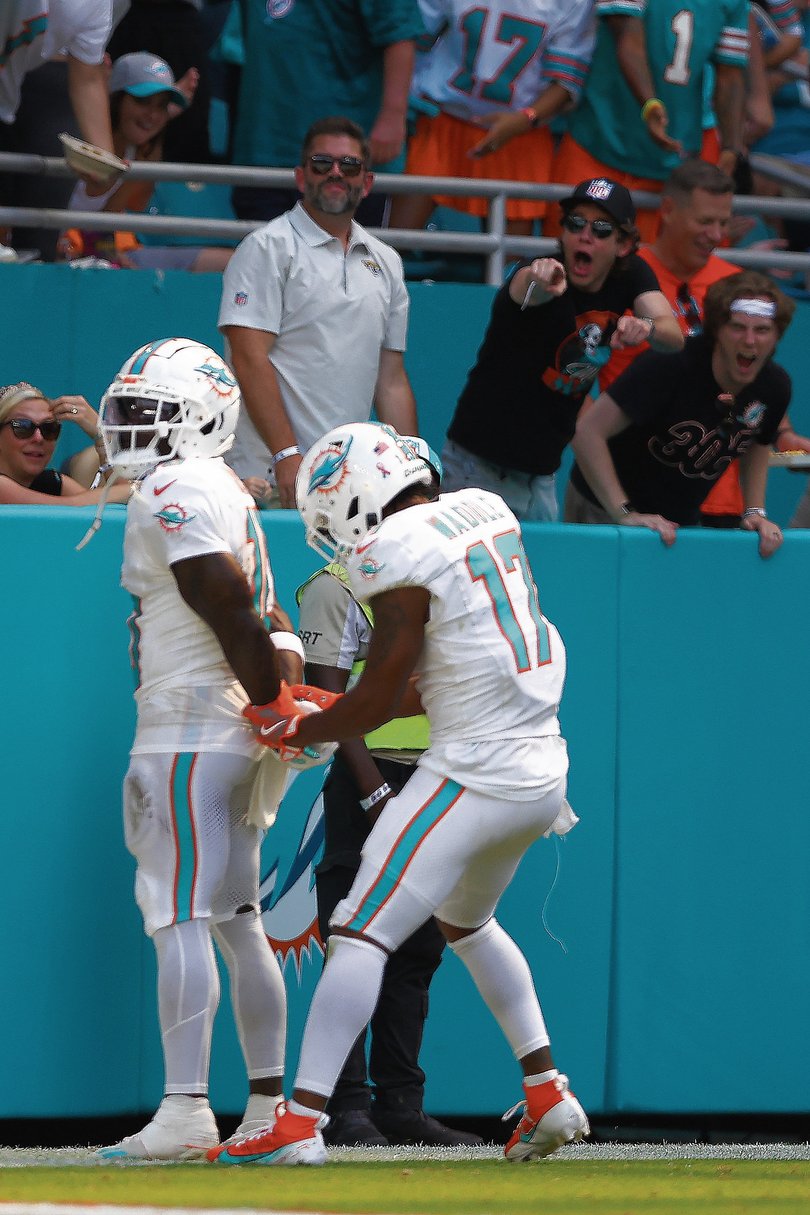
[307,436,353,495]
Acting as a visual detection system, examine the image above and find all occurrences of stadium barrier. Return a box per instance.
[1,509,808,1120]
[3,151,810,285]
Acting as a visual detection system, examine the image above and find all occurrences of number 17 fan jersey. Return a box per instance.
[346,488,566,799]
[413,0,594,121]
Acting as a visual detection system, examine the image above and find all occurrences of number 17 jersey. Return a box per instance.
[346,488,566,799]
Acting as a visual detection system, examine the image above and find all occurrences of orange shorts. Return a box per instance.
[545,134,664,242]
[701,126,721,164]
[405,110,553,220]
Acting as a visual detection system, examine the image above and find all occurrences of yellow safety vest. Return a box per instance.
[296,564,429,752]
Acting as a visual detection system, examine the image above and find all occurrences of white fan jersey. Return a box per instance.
[413,0,594,121]
[122,456,273,757]
[346,488,566,798]
[0,1,112,123]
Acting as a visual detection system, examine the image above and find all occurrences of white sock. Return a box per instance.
[213,911,286,1079]
[524,1069,559,1087]
[240,1093,281,1126]
[449,919,550,1058]
[294,934,387,1099]
[288,1099,322,1120]
[154,919,219,1095]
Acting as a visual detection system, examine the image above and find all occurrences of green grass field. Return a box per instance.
[3,1160,810,1215]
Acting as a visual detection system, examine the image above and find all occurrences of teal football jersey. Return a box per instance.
[567,0,749,181]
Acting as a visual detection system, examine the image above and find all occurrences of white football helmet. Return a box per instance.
[98,337,240,476]
[296,422,434,560]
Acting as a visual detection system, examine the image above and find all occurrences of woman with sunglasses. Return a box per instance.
[0,383,131,505]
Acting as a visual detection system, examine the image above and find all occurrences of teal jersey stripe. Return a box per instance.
[170,753,199,922]
[127,595,142,688]
[345,779,465,934]
[246,506,270,626]
[1,16,48,69]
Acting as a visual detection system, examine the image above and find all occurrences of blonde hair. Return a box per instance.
[0,382,49,424]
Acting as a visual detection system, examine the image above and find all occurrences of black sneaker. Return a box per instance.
[323,1109,390,1147]
[372,1108,484,1147]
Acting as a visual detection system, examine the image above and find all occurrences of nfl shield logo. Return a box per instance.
[234,291,248,306]
[586,179,612,202]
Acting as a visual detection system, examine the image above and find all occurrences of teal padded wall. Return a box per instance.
[1,509,808,1120]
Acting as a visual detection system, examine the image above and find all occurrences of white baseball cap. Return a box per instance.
[108,52,188,109]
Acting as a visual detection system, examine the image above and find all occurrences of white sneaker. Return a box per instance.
[96,1095,220,1161]
[503,1074,589,1162]
[219,1101,281,1148]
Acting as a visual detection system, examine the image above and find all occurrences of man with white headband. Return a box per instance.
[567,269,793,558]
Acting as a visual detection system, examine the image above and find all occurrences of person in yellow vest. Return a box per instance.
[295,438,482,1150]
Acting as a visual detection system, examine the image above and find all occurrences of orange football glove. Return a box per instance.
[289,683,344,711]
[243,702,303,750]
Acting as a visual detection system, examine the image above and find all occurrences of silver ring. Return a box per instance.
[70,406,78,415]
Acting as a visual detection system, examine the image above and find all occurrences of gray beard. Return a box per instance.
[309,181,364,216]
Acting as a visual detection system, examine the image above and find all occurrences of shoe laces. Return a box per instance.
[235,1104,288,1148]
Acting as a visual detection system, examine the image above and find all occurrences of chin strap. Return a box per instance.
[75,465,126,551]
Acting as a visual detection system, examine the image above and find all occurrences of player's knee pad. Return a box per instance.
[325,930,387,965]
[446,917,498,956]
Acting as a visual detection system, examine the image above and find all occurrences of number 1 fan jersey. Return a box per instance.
[566,0,749,181]
[345,487,566,798]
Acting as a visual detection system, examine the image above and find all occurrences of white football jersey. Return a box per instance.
[413,0,594,121]
[346,488,566,797]
[122,456,274,756]
[0,1,112,124]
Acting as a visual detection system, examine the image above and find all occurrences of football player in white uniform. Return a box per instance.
[95,337,309,1160]
[209,422,588,1167]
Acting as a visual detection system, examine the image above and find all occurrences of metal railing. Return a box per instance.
[3,150,810,286]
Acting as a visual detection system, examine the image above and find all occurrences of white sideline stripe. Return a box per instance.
[0,1207,336,1215]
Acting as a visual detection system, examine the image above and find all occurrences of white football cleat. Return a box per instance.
[96,1095,220,1161]
[218,1100,281,1148]
[503,1074,589,1162]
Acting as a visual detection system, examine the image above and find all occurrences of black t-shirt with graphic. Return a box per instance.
[570,335,791,524]
[447,255,660,475]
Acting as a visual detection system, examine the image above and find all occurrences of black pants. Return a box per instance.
[316,757,445,1114]
[0,62,78,260]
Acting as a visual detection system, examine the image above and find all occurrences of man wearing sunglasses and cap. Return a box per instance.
[441,177,683,521]
[219,115,418,510]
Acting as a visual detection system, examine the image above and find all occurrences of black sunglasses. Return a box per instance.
[308,154,365,178]
[561,213,617,240]
[1,417,61,441]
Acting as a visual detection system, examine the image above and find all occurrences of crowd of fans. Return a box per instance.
[2,0,810,530]
[0,3,809,267]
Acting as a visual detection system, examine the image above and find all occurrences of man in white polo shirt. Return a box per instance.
[218,115,418,509]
